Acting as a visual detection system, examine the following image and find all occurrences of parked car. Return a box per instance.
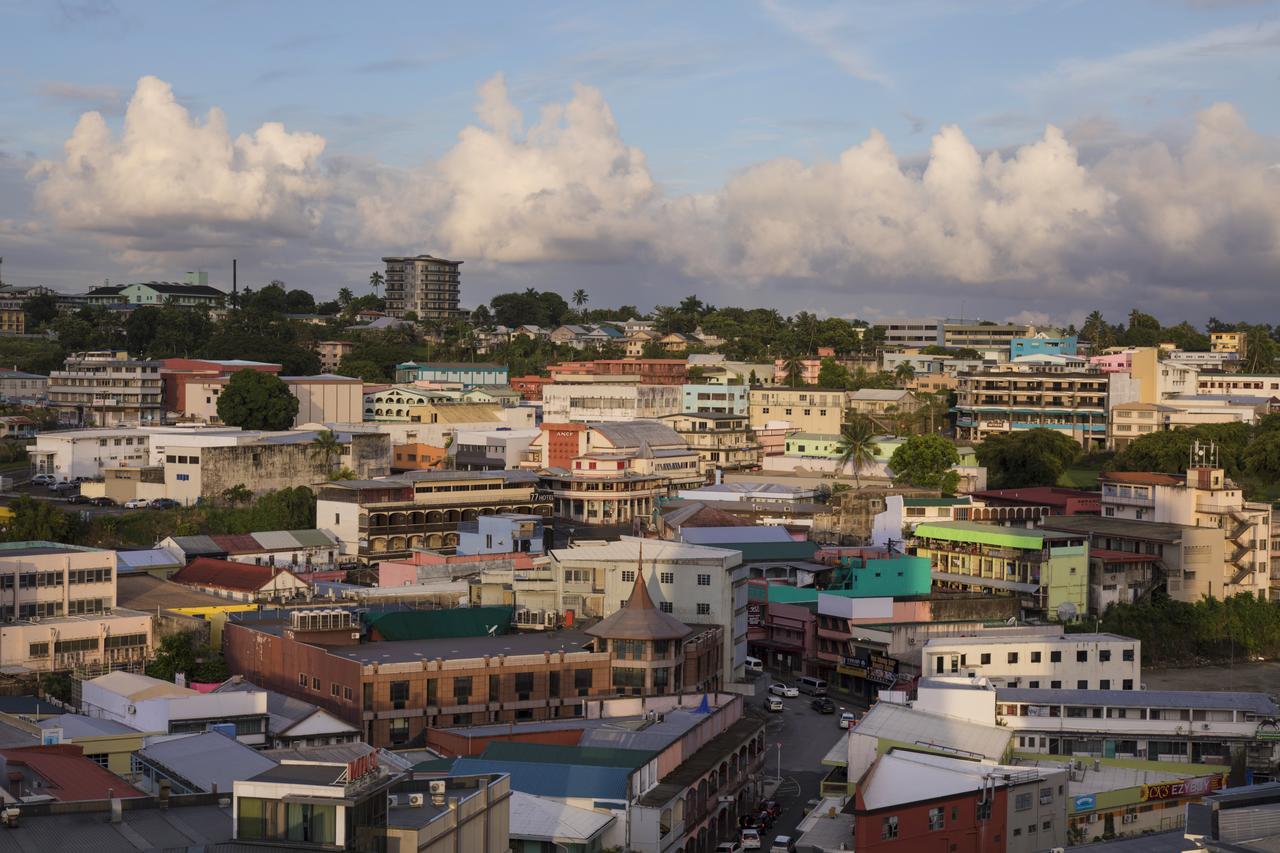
[50,481,77,492]
[740,828,762,850]
[123,498,150,509]
[30,474,55,486]
[149,498,180,510]
[811,697,836,714]
[769,683,798,698]
[715,843,744,853]
[66,494,92,505]
[769,836,796,853]
[839,710,858,729]
[90,496,116,507]
[764,696,784,713]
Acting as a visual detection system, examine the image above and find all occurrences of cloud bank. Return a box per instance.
[24,74,1280,313]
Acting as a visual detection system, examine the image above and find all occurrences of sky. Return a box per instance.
[1,0,1279,327]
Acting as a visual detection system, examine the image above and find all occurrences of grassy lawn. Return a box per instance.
[1058,465,1103,488]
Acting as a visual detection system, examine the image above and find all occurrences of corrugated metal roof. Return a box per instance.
[251,530,298,550]
[116,548,184,570]
[996,687,1279,714]
[449,758,629,799]
[508,791,617,843]
[210,533,261,554]
[481,741,652,768]
[914,521,1045,550]
[853,701,1012,760]
[289,528,339,547]
[137,732,276,794]
[165,535,223,556]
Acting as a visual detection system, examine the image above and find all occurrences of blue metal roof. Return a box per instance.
[448,758,629,799]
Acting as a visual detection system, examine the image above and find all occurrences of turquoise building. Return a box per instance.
[831,553,932,597]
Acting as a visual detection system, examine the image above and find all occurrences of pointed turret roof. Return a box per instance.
[586,569,693,642]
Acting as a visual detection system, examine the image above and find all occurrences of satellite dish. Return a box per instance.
[1056,602,1078,623]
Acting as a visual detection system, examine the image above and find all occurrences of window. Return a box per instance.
[1123,648,1135,661]
[1042,820,1053,831]
[515,672,533,700]
[1077,650,1088,662]
[453,676,472,703]
[390,681,409,709]
[621,570,636,583]
[331,683,340,697]
[1008,652,1019,664]
[697,603,711,615]
[1050,651,1061,663]
[660,602,673,613]
[312,676,320,690]
[1099,649,1111,662]
[1040,787,1053,804]
[574,668,592,696]
[343,687,352,701]
[980,653,991,665]
[488,674,500,700]
[389,718,409,745]
[1031,651,1042,663]
[697,574,711,586]
[298,673,308,687]
[1015,792,1031,811]
[1100,679,1111,690]
[1051,680,1061,689]
[549,671,561,697]
[85,752,109,768]
[1077,680,1088,689]
[1122,679,1134,690]
[928,807,944,830]
[881,816,898,839]
[660,571,674,584]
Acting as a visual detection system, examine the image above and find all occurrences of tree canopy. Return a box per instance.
[888,435,961,492]
[216,369,299,430]
[976,429,1080,489]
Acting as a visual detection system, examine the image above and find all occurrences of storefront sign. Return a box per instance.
[838,655,897,686]
[1073,795,1096,812]
[747,602,762,628]
[1140,774,1226,802]
[345,752,379,785]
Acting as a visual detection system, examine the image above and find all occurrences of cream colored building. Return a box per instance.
[541,382,682,423]
[1110,398,1271,450]
[748,387,845,434]
[660,412,760,475]
[923,633,1140,691]
[47,350,164,426]
[184,374,363,427]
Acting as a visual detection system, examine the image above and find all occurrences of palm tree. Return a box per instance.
[338,287,353,308]
[221,484,253,507]
[783,354,805,388]
[310,430,344,474]
[835,415,880,488]
[572,289,588,309]
[369,271,384,297]
[894,362,915,386]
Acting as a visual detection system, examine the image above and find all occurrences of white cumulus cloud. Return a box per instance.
[29,75,327,253]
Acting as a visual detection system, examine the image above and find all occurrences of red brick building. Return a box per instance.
[547,359,688,385]
[538,422,587,469]
[510,375,551,401]
[159,358,280,416]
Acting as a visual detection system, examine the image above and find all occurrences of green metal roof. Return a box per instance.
[362,606,514,641]
[481,741,653,768]
[913,521,1045,550]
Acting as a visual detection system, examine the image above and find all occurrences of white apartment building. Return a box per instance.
[923,634,1141,691]
[81,670,269,746]
[541,382,682,423]
[47,350,164,426]
[551,537,748,681]
[1100,463,1271,599]
[29,425,245,481]
[0,541,152,672]
[1197,373,1280,396]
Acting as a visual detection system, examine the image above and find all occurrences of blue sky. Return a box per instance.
[2,0,1278,324]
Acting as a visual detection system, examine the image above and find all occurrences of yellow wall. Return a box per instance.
[169,605,259,645]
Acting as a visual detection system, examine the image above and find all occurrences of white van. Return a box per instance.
[744,656,764,675]
[797,676,827,696]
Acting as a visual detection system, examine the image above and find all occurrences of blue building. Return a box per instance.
[1011,336,1078,359]
[457,513,545,556]
[681,382,749,415]
[394,361,510,387]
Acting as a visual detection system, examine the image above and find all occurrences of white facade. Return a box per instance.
[29,425,247,481]
[81,671,269,746]
[551,537,748,681]
[541,383,682,423]
[922,634,1141,691]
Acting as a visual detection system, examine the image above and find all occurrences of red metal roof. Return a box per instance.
[209,533,263,555]
[1090,548,1161,563]
[172,557,306,593]
[1099,471,1184,486]
[0,745,146,801]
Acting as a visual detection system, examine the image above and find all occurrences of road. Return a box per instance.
[751,680,858,846]
[0,477,129,517]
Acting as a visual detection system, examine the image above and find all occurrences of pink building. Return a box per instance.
[752,424,797,456]
[772,358,823,385]
[755,600,817,674]
[378,549,541,587]
[1089,351,1132,372]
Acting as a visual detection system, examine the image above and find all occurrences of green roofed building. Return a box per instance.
[830,553,932,598]
[362,606,514,641]
[912,520,1088,620]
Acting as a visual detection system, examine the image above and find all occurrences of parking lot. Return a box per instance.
[750,676,859,846]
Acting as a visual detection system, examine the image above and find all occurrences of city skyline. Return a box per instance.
[1,0,1278,325]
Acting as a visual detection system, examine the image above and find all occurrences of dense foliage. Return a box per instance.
[216,369,300,430]
[146,632,229,684]
[977,429,1081,489]
[1090,594,1280,666]
[888,435,961,492]
[1110,416,1280,498]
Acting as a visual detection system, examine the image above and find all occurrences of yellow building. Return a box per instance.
[116,574,259,646]
[748,386,845,434]
[1211,331,1247,357]
[29,713,156,780]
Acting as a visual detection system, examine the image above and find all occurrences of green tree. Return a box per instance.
[888,435,961,492]
[817,358,852,389]
[977,429,1080,489]
[1080,310,1116,350]
[783,354,804,388]
[309,430,344,474]
[893,362,915,386]
[369,270,384,297]
[216,370,299,430]
[285,289,316,313]
[0,496,83,543]
[338,287,354,308]
[1244,326,1278,373]
[23,293,61,330]
[1243,430,1280,479]
[221,484,253,506]
[572,289,588,309]
[835,415,880,488]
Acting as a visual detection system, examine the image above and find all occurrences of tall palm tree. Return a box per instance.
[309,430,344,475]
[894,362,915,386]
[783,354,805,388]
[338,287,353,308]
[835,415,880,488]
[572,289,588,309]
[368,271,384,297]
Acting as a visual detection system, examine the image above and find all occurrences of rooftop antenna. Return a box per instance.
[232,258,238,309]
[1190,439,1218,469]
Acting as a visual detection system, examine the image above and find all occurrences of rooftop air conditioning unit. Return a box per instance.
[429,780,447,806]
[387,795,399,807]
[408,793,424,807]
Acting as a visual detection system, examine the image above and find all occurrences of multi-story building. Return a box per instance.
[1108,398,1272,450]
[922,634,1141,690]
[954,371,1108,448]
[224,610,615,748]
[1098,463,1271,599]
[48,350,164,425]
[541,382,682,423]
[1197,373,1280,395]
[159,357,281,416]
[551,536,748,680]
[0,368,47,403]
[393,361,508,386]
[748,386,845,434]
[1011,335,1078,359]
[873,319,1034,351]
[363,385,458,421]
[182,372,364,427]
[848,388,921,417]
[0,541,152,673]
[681,381,748,415]
[314,340,355,372]
[912,520,1089,618]
[0,291,26,335]
[546,358,687,385]
[1211,331,1247,357]
[451,427,541,470]
[1105,347,1199,405]
[317,469,550,561]
[67,276,227,311]
[382,254,463,319]
[28,424,240,481]
[533,421,702,524]
[660,412,760,475]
